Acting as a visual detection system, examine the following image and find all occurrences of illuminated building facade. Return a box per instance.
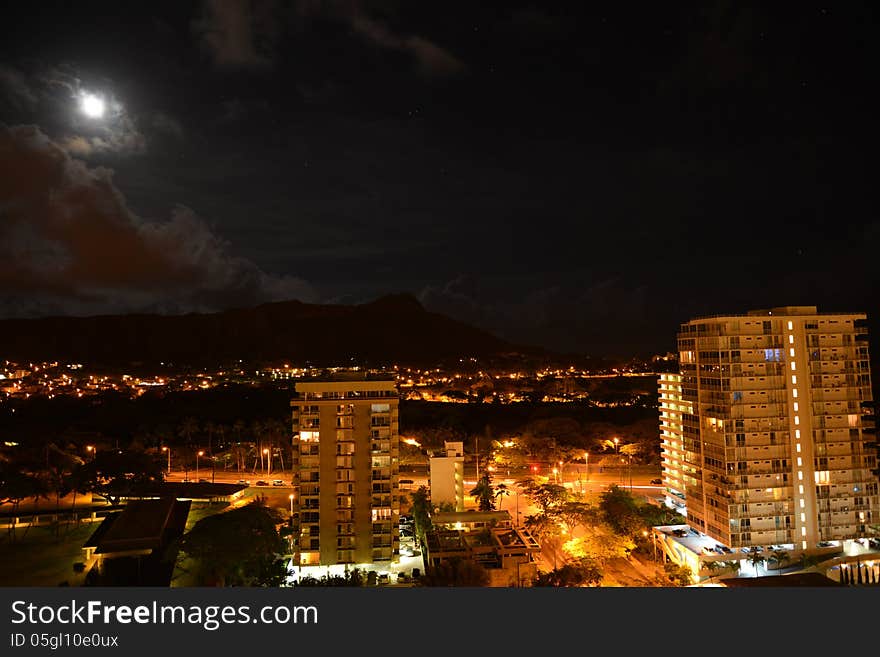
[291,377,400,567]
[668,306,877,551]
[658,373,690,514]
[429,441,465,511]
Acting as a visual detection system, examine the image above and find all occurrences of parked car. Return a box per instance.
[868,537,880,548]
[255,480,269,486]
[198,478,210,483]
[377,573,390,585]
[817,541,834,548]
[272,479,285,486]
[650,478,662,485]
[237,479,251,486]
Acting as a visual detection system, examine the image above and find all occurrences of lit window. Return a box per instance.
[792,375,797,385]
[793,402,799,412]
[788,321,793,330]
[794,416,800,425]
[802,541,807,549]
[799,499,805,508]
[792,389,798,398]
[797,457,802,467]
[795,429,801,439]
[800,513,806,522]
[799,485,804,494]
[789,335,794,344]
[791,361,797,370]
[798,471,803,480]
[790,348,796,357]
[796,443,801,453]
[801,527,807,536]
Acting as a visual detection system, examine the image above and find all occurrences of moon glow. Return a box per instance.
[80,93,105,118]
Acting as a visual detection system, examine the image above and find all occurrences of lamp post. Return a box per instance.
[85,445,95,460]
[613,438,621,485]
[584,452,590,483]
[196,450,204,481]
[558,460,564,485]
[264,448,271,477]
[552,467,558,484]
[161,446,171,475]
[289,493,294,517]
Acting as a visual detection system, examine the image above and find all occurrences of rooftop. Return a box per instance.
[685,306,867,323]
[84,498,191,555]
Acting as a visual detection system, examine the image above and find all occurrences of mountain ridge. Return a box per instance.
[0,294,549,367]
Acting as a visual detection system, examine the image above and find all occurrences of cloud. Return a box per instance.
[193,0,281,70]
[0,124,315,318]
[348,10,464,76]
[151,112,185,140]
[295,1,463,76]
[0,65,39,111]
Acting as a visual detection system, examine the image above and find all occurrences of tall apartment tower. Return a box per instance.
[290,377,400,568]
[662,306,877,552]
[429,441,465,512]
[658,372,691,514]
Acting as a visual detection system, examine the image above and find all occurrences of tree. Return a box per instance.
[494,483,510,510]
[664,562,693,587]
[420,558,490,587]
[76,449,165,506]
[552,501,595,536]
[598,485,645,538]
[178,500,286,586]
[746,551,766,577]
[470,473,496,512]
[178,417,199,446]
[534,558,603,587]
[0,462,46,543]
[292,568,364,587]
[409,486,432,543]
[519,480,569,514]
[769,549,790,575]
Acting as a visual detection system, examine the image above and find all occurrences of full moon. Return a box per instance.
[80,93,105,118]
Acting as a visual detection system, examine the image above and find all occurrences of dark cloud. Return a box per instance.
[193,0,281,70]
[0,124,315,318]
[295,0,464,76]
[0,65,38,111]
[151,112,185,140]
[348,12,464,76]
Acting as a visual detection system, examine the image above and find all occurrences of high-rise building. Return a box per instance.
[661,306,878,552]
[658,372,690,514]
[290,376,400,568]
[429,441,465,511]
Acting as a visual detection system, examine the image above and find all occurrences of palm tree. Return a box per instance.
[494,483,510,510]
[469,473,496,512]
[770,549,790,575]
[746,551,766,577]
[178,417,199,446]
[204,421,218,456]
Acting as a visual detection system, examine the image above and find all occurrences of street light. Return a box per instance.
[196,450,204,481]
[289,493,295,516]
[263,448,271,476]
[85,445,95,459]
[161,446,171,475]
[552,467,558,484]
[584,452,590,483]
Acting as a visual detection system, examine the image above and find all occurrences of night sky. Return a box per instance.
[1,2,878,357]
